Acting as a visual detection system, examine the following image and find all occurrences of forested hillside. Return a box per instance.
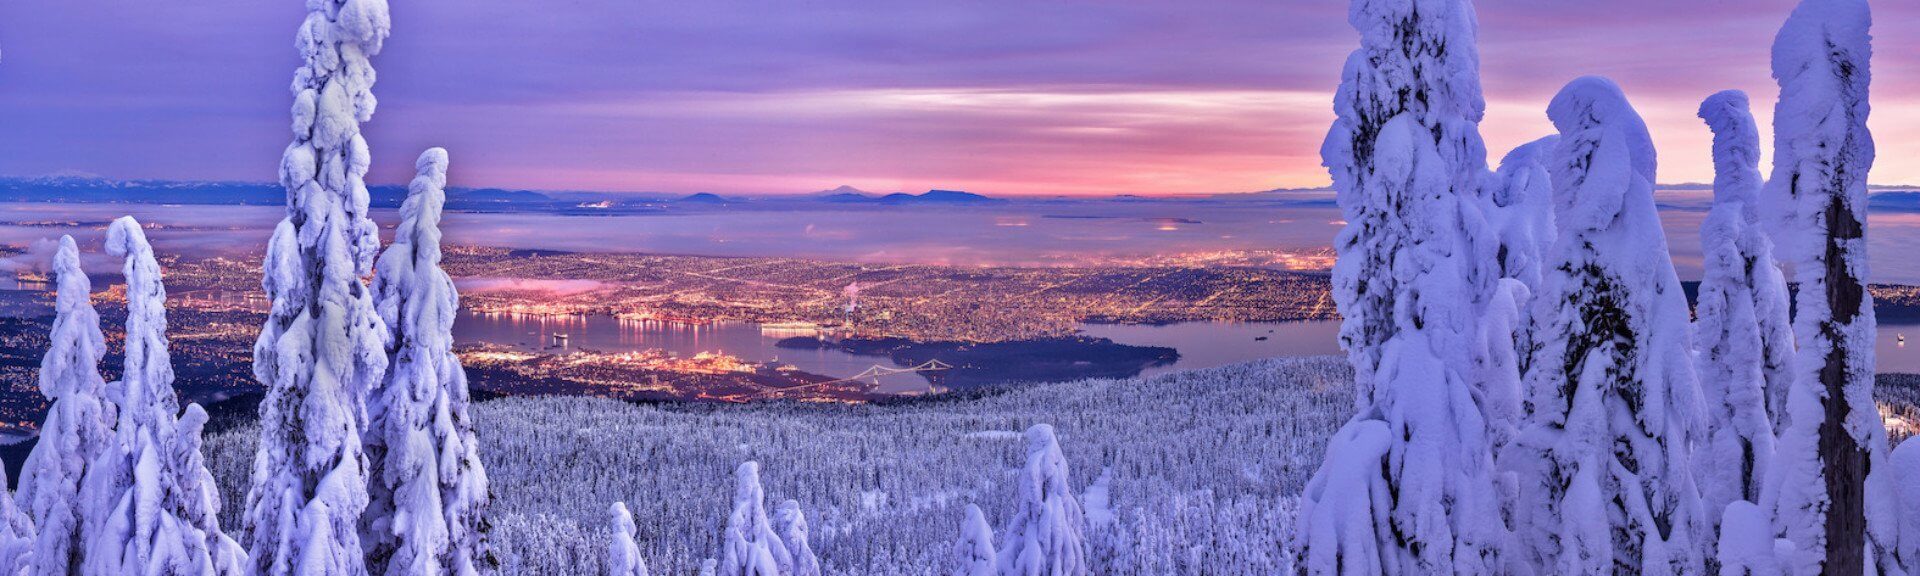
[206,358,1353,575]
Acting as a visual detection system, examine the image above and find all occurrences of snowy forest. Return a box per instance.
[0,0,1912,574]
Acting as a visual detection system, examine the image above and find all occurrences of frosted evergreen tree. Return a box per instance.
[81,217,246,576]
[1484,137,1560,294]
[950,504,995,576]
[1759,0,1889,573]
[1692,91,1795,554]
[1510,76,1708,575]
[771,501,817,576]
[242,0,393,573]
[364,148,492,576]
[1298,0,1507,572]
[0,466,35,576]
[1293,420,1392,574]
[1326,0,1493,412]
[1878,442,1920,575]
[996,424,1088,576]
[607,502,647,576]
[1484,138,1559,452]
[719,462,790,576]
[19,236,116,576]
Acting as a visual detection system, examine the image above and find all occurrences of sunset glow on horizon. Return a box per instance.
[1,1,1917,196]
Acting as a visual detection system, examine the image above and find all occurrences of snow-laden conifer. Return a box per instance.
[771,501,817,576]
[1481,138,1557,451]
[1299,0,1508,572]
[0,465,35,576]
[719,462,790,576]
[1325,0,1491,410]
[607,502,648,576]
[1510,77,1709,575]
[19,236,116,576]
[1484,137,1559,294]
[1877,442,1920,575]
[1692,91,1795,554]
[1758,0,1889,573]
[81,217,245,576]
[364,148,492,576]
[950,504,995,576]
[242,0,393,573]
[996,424,1088,576]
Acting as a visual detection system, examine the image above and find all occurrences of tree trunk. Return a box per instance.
[1819,195,1868,575]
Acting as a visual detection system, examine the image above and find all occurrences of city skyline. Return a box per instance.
[1,1,1918,196]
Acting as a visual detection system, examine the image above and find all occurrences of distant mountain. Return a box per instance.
[918,189,1001,203]
[813,184,872,196]
[862,189,1005,205]
[678,192,730,204]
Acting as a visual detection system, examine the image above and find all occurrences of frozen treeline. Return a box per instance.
[2,1,498,574]
[203,357,1355,575]
[1301,0,1899,573]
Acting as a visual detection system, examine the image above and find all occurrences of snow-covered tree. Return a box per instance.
[607,502,648,576]
[1510,76,1708,575]
[1692,91,1795,552]
[720,461,790,576]
[950,504,995,576]
[771,501,816,576]
[1299,0,1508,572]
[1478,138,1560,457]
[364,148,492,576]
[1758,0,1888,574]
[19,236,116,576]
[1293,420,1392,574]
[242,0,393,573]
[996,424,1088,576]
[1326,0,1492,411]
[80,217,245,576]
[1484,137,1559,295]
[0,465,35,576]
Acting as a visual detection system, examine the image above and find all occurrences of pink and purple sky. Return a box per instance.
[0,1,1915,196]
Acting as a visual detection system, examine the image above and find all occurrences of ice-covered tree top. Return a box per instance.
[1328,0,1487,196]
[1699,91,1764,212]
[1765,0,1874,266]
[42,236,104,400]
[1546,76,1657,234]
[283,0,393,274]
[953,504,996,576]
[609,502,647,576]
[106,216,179,425]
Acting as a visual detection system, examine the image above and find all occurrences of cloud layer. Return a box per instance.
[0,1,1914,195]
